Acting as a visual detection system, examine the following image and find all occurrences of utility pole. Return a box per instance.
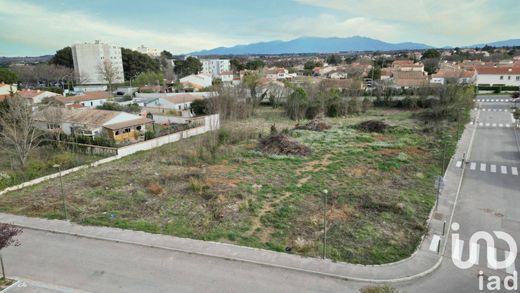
[54,164,67,220]
[322,189,328,259]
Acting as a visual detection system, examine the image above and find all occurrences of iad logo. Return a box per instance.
[451,222,518,291]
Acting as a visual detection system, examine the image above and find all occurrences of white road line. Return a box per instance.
[480,163,486,172]
[429,234,441,252]
[456,161,462,168]
[485,123,490,127]
[500,99,505,102]
[512,167,518,176]
[491,165,497,173]
[491,99,495,102]
[492,123,497,127]
[501,166,508,174]
[482,109,487,112]
[506,124,511,127]
[479,122,484,126]
[499,123,504,127]
[486,99,490,102]
[470,162,476,170]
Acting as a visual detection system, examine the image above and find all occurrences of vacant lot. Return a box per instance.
[0,107,460,264]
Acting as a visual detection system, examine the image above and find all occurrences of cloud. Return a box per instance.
[0,0,241,55]
[293,0,519,46]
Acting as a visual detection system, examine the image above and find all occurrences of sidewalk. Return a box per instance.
[0,113,478,284]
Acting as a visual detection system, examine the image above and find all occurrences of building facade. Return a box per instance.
[201,59,230,78]
[476,67,520,87]
[71,41,125,85]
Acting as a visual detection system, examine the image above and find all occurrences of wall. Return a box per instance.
[0,114,220,196]
[477,74,520,86]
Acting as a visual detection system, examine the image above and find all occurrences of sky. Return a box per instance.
[0,0,519,56]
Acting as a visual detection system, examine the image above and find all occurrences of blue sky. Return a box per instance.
[0,0,519,56]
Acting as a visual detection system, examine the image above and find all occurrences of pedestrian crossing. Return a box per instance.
[476,108,510,112]
[471,121,517,128]
[455,161,519,176]
[474,99,512,102]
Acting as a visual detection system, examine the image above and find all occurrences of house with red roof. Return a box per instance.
[475,67,520,87]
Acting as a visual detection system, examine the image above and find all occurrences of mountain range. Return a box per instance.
[191,36,520,56]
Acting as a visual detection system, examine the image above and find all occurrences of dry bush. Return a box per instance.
[147,183,163,195]
[356,120,390,133]
[295,119,332,132]
[190,177,210,193]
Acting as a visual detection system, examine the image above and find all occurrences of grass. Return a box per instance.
[0,278,15,290]
[0,145,107,190]
[0,106,465,264]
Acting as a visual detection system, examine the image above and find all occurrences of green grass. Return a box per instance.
[0,106,464,264]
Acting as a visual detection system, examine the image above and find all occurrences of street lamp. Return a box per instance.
[322,189,328,259]
[53,164,68,220]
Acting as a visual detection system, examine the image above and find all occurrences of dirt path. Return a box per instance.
[246,191,293,242]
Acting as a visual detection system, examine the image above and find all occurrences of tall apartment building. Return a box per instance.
[201,59,230,78]
[135,45,160,57]
[71,41,125,85]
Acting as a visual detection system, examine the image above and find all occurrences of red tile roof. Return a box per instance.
[476,67,520,75]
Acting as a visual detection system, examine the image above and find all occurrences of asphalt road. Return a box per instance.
[398,96,520,292]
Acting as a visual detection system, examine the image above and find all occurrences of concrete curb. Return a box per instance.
[0,280,20,293]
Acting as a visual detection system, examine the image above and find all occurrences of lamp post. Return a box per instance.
[53,164,67,220]
[322,189,328,259]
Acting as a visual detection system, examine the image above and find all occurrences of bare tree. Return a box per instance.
[0,223,22,280]
[97,60,118,92]
[0,96,44,169]
[41,106,64,141]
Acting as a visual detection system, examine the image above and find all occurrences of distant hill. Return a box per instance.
[0,55,52,66]
[472,39,520,48]
[192,36,433,55]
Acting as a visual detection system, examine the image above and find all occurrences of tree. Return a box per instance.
[327,55,341,65]
[421,49,441,60]
[242,73,261,108]
[0,224,22,281]
[133,71,164,87]
[174,57,202,78]
[160,50,174,59]
[245,59,265,70]
[367,66,381,80]
[97,60,119,92]
[41,106,64,141]
[230,59,245,72]
[422,58,440,75]
[285,87,308,120]
[0,96,44,168]
[121,48,161,81]
[0,68,17,84]
[50,47,73,68]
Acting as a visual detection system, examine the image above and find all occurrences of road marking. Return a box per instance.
[501,166,507,174]
[500,99,505,102]
[490,165,497,173]
[479,122,484,126]
[485,123,490,127]
[492,123,497,127]
[499,123,504,127]
[470,162,476,170]
[480,163,486,172]
[456,160,462,168]
[429,234,441,252]
[512,167,518,176]
[506,124,511,127]
[482,109,486,112]
[486,99,490,102]
[491,99,495,102]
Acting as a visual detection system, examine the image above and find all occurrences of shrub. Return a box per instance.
[191,99,209,115]
[356,120,390,133]
[144,131,156,140]
[147,183,163,195]
[52,152,75,168]
[190,177,209,193]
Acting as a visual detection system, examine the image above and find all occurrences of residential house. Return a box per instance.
[392,71,429,88]
[219,70,234,83]
[17,89,59,105]
[264,67,295,80]
[180,73,213,90]
[34,108,152,142]
[0,83,17,101]
[54,91,111,108]
[139,93,204,114]
[475,67,520,86]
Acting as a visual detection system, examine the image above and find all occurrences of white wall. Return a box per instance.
[476,74,520,86]
[72,41,124,85]
[78,98,107,108]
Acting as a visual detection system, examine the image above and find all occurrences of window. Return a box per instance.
[178,105,181,110]
[517,76,520,81]
[508,76,511,80]
[500,76,504,80]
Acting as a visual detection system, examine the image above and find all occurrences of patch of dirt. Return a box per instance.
[296,154,332,176]
[376,148,400,156]
[257,134,311,156]
[297,176,311,187]
[295,119,332,132]
[345,165,380,177]
[404,147,426,156]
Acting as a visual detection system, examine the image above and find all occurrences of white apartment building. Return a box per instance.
[135,45,160,57]
[71,40,125,85]
[476,67,520,87]
[201,59,230,78]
